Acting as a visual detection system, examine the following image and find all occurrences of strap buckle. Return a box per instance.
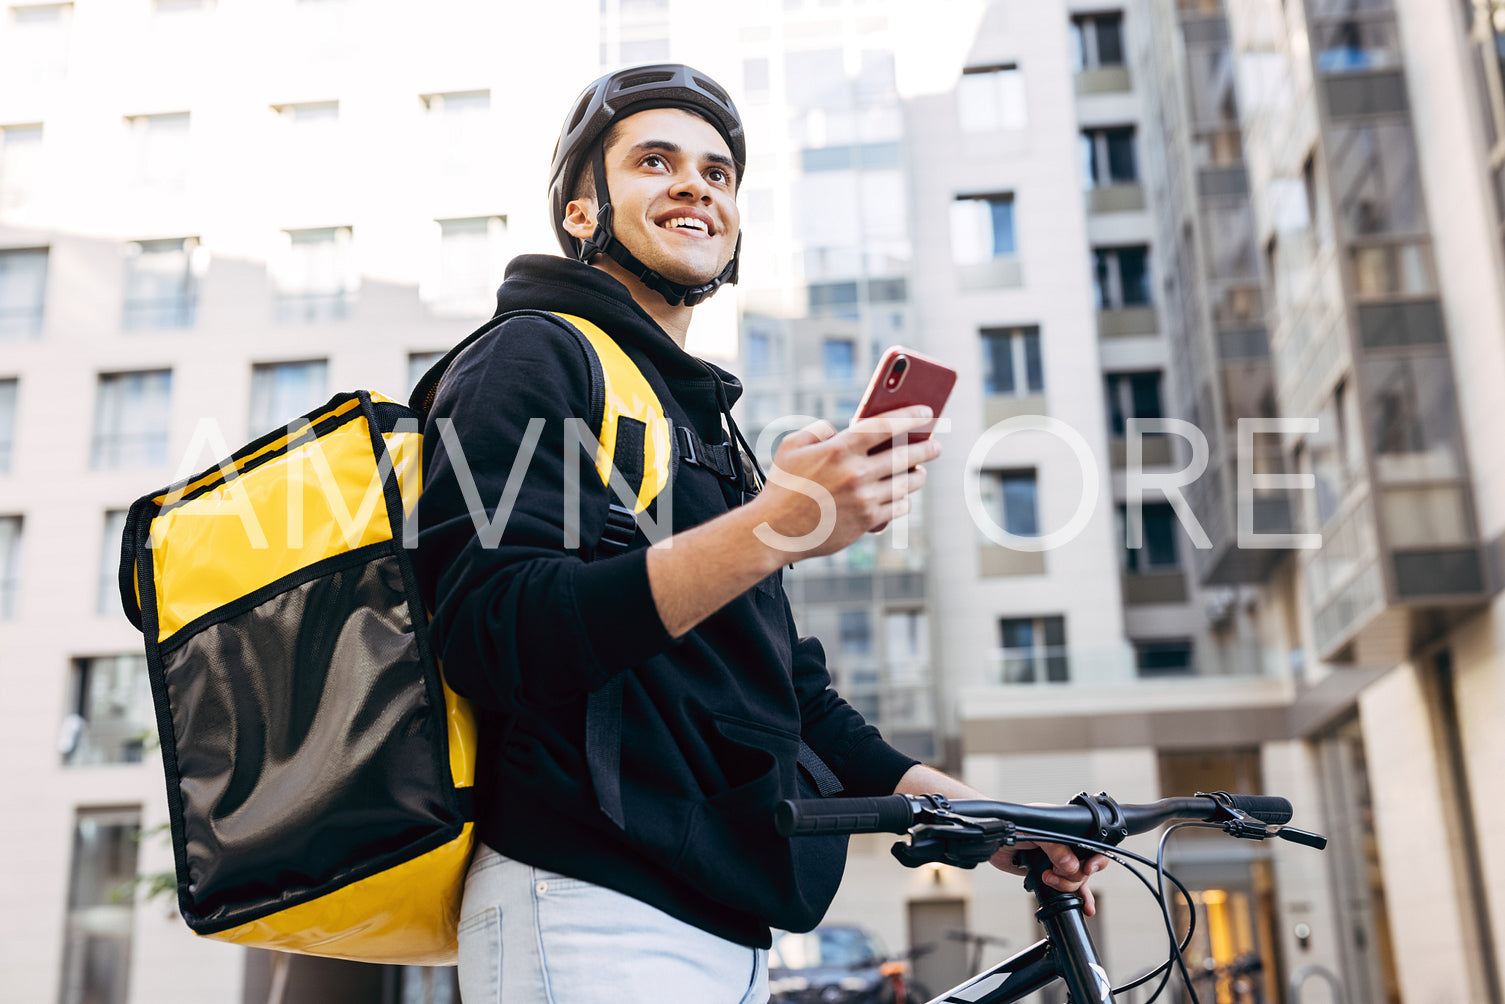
[599,502,637,557]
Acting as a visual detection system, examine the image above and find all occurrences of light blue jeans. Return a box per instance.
[457,844,770,1003]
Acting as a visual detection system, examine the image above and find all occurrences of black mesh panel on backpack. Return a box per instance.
[159,546,461,932]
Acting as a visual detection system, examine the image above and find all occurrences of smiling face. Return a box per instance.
[564,106,741,291]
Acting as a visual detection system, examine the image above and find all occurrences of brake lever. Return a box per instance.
[890,796,1018,869]
[1274,826,1328,850]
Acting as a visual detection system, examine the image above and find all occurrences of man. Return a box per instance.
[414,64,1101,1003]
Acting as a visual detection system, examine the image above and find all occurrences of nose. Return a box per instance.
[672,169,711,203]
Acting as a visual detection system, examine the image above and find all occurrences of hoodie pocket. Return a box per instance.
[671,715,846,931]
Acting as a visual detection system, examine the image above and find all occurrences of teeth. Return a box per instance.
[663,217,708,233]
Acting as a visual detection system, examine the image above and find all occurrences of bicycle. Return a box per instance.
[775,790,1328,1004]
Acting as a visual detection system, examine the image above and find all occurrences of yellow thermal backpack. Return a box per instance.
[118,310,672,965]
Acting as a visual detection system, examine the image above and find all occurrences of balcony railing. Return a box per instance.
[988,638,1287,688]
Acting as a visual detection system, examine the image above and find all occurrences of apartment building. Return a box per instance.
[1127,0,1505,1001]
[0,2,609,1001]
[734,1,1328,997]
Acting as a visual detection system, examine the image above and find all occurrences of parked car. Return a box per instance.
[768,925,912,1004]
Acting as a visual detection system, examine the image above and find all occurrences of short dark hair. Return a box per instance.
[568,106,723,204]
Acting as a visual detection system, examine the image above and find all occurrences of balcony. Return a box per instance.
[1087,184,1146,215]
[1075,66,1132,95]
[1098,305,1159,338]
[964,640,1295,755]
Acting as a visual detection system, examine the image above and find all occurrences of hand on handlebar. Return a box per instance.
[990,840,1111,916]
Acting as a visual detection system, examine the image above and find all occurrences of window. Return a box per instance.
[97,510,126,615]
[60,656,152,766]
[1327,122,1424,240]
[0,377,15,472]
[958,64,1027,132]
[423,90,491,169]
[274,101,339,171]
[998,615,1068,684]
[434,216,505,316]
[745,330,778,380]
[0,514,19,619]
[407,351,443,398]
[1360,353,1464,483]
[3,2,72,83]
[92,370,171,469]
[981,326,1043,396]
[1093,245,1151,308]
[1081,126,1138,187]
[951,193,1016,264]
[277,100,337,129]
[823,338,856,383]
[1315,18,1401,75]
[884,609,929,670]
[1071,11,1125,70]
[275,227,354,322]
[153,0,215,14]
[249,360,328,434]
[123,237,197,329]
[59,807,140,1004]
[994,469,1039,537]
[1135,638,1195,677]
[838,609,872,658]
[0,123,43,208]
[127,112,189,192]
[1120,502,1181,571]
[0,246,48,338]
[743,56,770,97]
[1104,371,1164,436]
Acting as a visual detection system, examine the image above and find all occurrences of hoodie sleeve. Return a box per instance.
[788,603,919,797]
[414,314,674,713]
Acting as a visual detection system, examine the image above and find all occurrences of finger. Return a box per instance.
[879,464,928,494]
[879,437,941,476]
[1038,841,1083,878]
[780,420,838,451]
[846,407,934,451]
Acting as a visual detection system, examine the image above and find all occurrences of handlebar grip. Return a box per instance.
[775,796,915,837]
[1221,793,1292,825]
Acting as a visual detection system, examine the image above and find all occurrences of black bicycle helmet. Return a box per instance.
[548,63,746,307]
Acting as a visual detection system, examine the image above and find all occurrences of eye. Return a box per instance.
[641,153,667,170]
[707,167,730,185]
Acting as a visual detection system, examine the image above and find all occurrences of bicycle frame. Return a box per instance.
[774,790,1325,1004]
[921,849,1112,1004]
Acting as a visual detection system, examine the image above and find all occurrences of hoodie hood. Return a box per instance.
[494,254,742,403]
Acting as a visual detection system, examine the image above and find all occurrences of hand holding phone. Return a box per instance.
[853,347,956,453]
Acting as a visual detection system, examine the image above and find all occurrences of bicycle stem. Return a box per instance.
[1021,848,1115,1004]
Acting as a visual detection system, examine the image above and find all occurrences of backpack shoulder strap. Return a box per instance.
[413,309,670,832]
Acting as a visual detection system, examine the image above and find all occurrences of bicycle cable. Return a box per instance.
[1010,825,1200,1002]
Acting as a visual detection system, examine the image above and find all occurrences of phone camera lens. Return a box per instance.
[886,356,908,389]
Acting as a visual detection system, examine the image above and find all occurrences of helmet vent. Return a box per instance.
[618,70,676,89]
[568,97,591,133]
[693,76,730,105]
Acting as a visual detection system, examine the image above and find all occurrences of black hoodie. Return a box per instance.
[414,255,917,948]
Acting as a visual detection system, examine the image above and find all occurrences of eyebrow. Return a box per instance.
[624,139,737,178]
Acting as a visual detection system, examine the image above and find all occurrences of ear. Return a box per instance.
[564,197,597,242]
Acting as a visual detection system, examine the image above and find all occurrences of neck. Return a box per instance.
[592,256,694,347]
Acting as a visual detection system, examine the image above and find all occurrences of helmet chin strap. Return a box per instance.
[575,143,739,308]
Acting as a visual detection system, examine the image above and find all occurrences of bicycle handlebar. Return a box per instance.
[775,791,1294,841]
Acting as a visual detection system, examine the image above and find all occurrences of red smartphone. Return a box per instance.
[853,346,957,453]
